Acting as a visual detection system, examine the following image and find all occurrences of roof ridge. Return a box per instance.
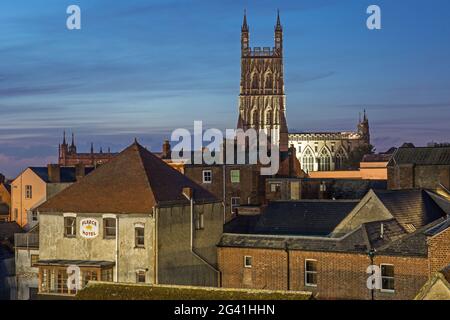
[134,142,159,204]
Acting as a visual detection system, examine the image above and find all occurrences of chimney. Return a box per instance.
[162,140,171,159]
[75,163,85,181]
[47,164,61,183]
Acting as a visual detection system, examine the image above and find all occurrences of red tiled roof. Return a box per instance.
[38,141,218,214]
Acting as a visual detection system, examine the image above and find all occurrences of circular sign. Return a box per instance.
[80,218,99,239]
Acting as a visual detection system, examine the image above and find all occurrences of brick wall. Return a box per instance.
[219,247,430,300]
[428,226,450,275]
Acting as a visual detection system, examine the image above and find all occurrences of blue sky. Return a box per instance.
[1,0,450,177]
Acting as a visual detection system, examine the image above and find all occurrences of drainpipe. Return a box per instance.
[285,242,290,291]
[223,165,226,223]
[115,216,119,282]
[368,249,376,301]
[186,190,221,286]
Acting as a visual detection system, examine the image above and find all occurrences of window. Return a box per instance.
[270,183,281,193]
[314,144,318,153]
[135,226,145,247]
[381,264,395,292]
[25,185,32,199]
[335,149,345,170]
[244,256,252,268]
[305,259,318,287]
[230,170,240,183]
[202,170,212,183]
[231,197,240,214]
[64,217,76,238]
[82,270,98,287]
[318,149,331,171]
[302,149,314,173]
[195,212,204,230]
[331,144,335,153]
[31,211,38,222]
[31,254,39,267]
[136,270,146,283]
[103,218,116,239]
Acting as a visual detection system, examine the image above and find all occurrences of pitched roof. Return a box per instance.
[29,167,94,183]
[38,142,218,214]
[0,203,9,215]
[225,200,358,236]
[0,222,24,240]
[374,189,448,231]
[388,146,450,166]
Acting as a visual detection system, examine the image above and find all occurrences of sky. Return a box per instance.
[1,0,450,178]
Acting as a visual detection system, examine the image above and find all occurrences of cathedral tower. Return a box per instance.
[237,10,289,152]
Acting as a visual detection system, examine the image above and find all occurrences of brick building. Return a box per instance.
[218,189,450,299]
[58,132,117,167]
[387,146,450,192]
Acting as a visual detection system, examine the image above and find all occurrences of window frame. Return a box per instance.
[202,170,212,184]
[231,197,240,214]
[305,259,318,287]
[244,256,252,268]
[103,217,116,239]
[136,270,146,283]
[64,217,76,238]
[135,226,145,248]
[230,169,240,183]
[380,264,395,293]
[195,211,205,230]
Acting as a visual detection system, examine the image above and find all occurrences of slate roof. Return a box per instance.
[0,203,9,215]
[388,146,450,166]
[374,189,448,231]
[362,154,392,162]
[254,201,358,236]
[38,141,218,214]
[224,200,358,236]
[36,259,114,267]
[0,222,24,241]
[30,167,95,183]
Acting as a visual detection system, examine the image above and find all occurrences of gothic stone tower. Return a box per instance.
[237,11,289,152]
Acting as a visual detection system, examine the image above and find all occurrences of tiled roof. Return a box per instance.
[388,146,450,166]
[374,189,448,231]
[38,141,218,214]
[30,167,95,183]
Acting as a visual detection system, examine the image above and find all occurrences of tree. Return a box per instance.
[343,144,376,169]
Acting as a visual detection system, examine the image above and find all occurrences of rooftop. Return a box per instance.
[388,146,450,166]
[38,141,218,214]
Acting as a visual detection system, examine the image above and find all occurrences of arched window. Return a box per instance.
[265,72,273,89]
[252,74,259,89]
[265,109,272,125]
[335,149,345,170]
[251,109,258,125]
[318,148,331,171]
[302,149,314,173]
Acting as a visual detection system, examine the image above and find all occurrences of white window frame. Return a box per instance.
[244,256,252,268]
[380,264,395,293]
[305,259,318,287]
[202,170,212,184]
[231,197,240,214]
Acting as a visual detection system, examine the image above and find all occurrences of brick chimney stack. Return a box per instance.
[75,163,86,181]
[47,164,61,183]
[162,140,171,159]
